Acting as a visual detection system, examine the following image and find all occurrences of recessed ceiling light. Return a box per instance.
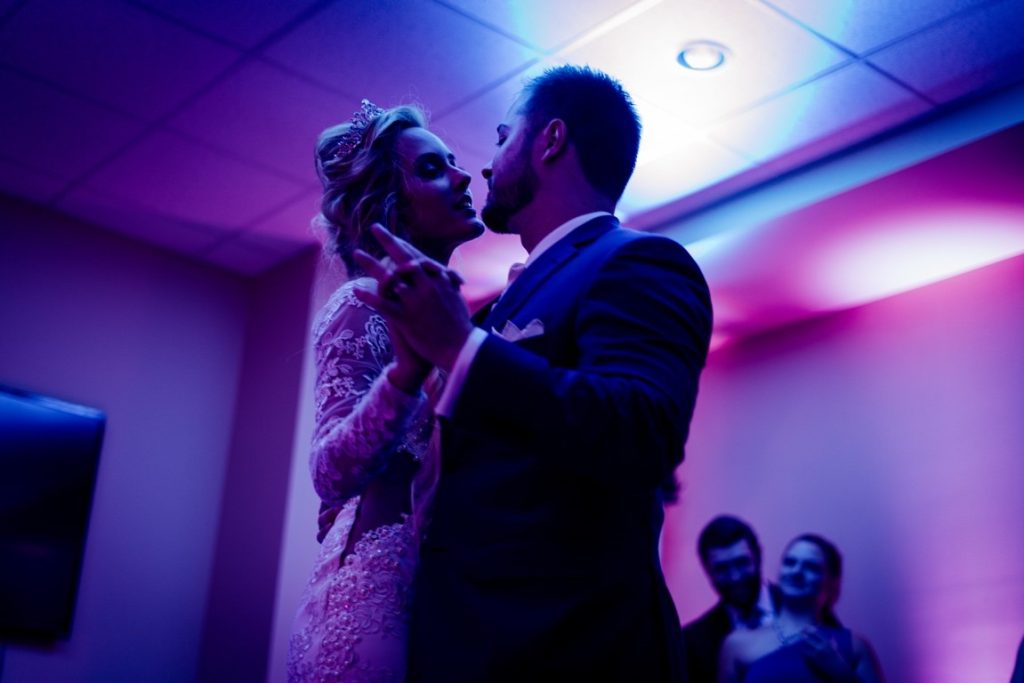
[677,41,730,71]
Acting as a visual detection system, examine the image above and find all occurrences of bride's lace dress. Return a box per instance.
[288,279,435,682]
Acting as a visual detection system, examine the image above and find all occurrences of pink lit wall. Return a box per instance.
[196,248,317,682]
[664,253,1024,682]
[265,260,346,683]
[0,197,315,682]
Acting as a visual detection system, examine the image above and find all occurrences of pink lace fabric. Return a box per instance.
[288,499,417,682]
[288,280,434,682]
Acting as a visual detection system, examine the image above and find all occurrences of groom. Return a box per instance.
[357,65,712,681]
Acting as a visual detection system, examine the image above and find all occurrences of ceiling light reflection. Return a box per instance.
[677,41,730,71]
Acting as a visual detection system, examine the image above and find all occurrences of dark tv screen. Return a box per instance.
[0,385,104,643]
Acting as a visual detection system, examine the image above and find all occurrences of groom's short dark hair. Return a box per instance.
[519,65,641,203]
[698,515,762,566]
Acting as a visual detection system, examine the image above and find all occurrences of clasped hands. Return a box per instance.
[353,225,474,388]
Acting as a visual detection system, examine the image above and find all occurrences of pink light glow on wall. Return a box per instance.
[689,121,1024,345]
[663,120,1024,683]
[665,253,1024,682]
[806,203,1024,308]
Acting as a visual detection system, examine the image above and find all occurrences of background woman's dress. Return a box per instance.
[744,627,855,683]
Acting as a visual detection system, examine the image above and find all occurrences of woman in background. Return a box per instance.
[287,100,483,682]
[719,534,884,683]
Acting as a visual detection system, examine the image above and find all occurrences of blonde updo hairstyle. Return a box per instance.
[314,105,427,273]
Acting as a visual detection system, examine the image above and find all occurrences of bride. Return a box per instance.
[287,100,483,682]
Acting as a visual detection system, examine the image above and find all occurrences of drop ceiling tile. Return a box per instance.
[764,0,990,54]
[0,66,146,181]
[633,96,725,168]
[432,63,551,159]
[200,232,308,276]
[619,137,752,217]
[0,158,68,203]
[868,0,1024,103]
[244,231,317,256]
[441,0,643,52]
[0,0,240,121]
[248,188,323,243]
[709,62,930,164]
[169,60,359,183]
[82,130,305,228]
[560,0,847,126]
[263,0,539,113]
[133,0,320,48]
[57,186,226,254]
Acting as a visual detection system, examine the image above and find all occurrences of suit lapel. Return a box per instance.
[484,216,617,330]
[471,296,498,326]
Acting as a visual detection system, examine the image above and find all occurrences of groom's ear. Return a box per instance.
[538,119,568,163]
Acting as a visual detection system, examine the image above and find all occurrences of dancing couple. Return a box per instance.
[288,65,713,682]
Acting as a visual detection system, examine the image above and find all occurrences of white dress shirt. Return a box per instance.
[435,211,612,417]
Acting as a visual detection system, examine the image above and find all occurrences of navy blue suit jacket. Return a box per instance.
[681,602,734,683]
[409,215,712,682]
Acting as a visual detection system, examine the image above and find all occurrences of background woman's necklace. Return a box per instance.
[771,618,805,646]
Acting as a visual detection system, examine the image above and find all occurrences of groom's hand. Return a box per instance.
[353,225,473,373]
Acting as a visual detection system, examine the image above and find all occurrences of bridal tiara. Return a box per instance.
[333,99,386,161]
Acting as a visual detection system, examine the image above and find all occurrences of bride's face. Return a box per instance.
[394,128,485,257]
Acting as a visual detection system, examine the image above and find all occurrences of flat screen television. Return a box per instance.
[0,385,105,643]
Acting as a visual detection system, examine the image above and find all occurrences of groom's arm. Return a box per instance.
[450,235,712,492]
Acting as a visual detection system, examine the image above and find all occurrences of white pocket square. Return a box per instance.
[494,318,545,342]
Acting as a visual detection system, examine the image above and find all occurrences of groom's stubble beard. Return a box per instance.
[481,139,539,234]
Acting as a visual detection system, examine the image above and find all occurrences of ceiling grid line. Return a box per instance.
[753,0,939,106]
[121,0,252,52]
[2,0,1021,276]
[235,185,321,239]
[432,59,543,121]
[429,0,547,52]
[860,0,1010,58]
[43,0,342,210]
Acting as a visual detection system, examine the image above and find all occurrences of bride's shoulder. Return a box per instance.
[313,277,376,336]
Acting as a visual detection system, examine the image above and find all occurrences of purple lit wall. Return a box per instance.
[266,260,346,683]
[0,198,248,680]
[0,197,315,682]
[196,248,317,682]
[663,140,1024,681]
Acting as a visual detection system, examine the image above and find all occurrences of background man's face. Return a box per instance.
[704,539,761,609]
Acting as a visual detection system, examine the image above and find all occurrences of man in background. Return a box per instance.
[682,515,776,682]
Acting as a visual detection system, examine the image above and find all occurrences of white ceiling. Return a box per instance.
[1,0,1022,283]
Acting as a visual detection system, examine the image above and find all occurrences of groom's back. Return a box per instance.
[407,225,708,682]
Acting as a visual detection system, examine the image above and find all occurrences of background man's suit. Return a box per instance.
[409,215,713,682]
[681,603,734,683]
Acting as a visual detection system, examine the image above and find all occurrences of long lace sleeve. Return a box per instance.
[310,282,426,506]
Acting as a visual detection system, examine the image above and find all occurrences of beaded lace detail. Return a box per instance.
[288,499,417,682]
[308,280,430,504]
[288,279,434,682]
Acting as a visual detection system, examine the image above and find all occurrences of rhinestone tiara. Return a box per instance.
[333,99,386,161]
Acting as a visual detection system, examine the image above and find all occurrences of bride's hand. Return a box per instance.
[387,323,432,395]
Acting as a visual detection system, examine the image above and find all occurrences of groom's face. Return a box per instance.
[481,98,539,234]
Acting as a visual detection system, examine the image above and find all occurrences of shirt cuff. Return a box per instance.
[435,327,488,418]
[382,361,428,403]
